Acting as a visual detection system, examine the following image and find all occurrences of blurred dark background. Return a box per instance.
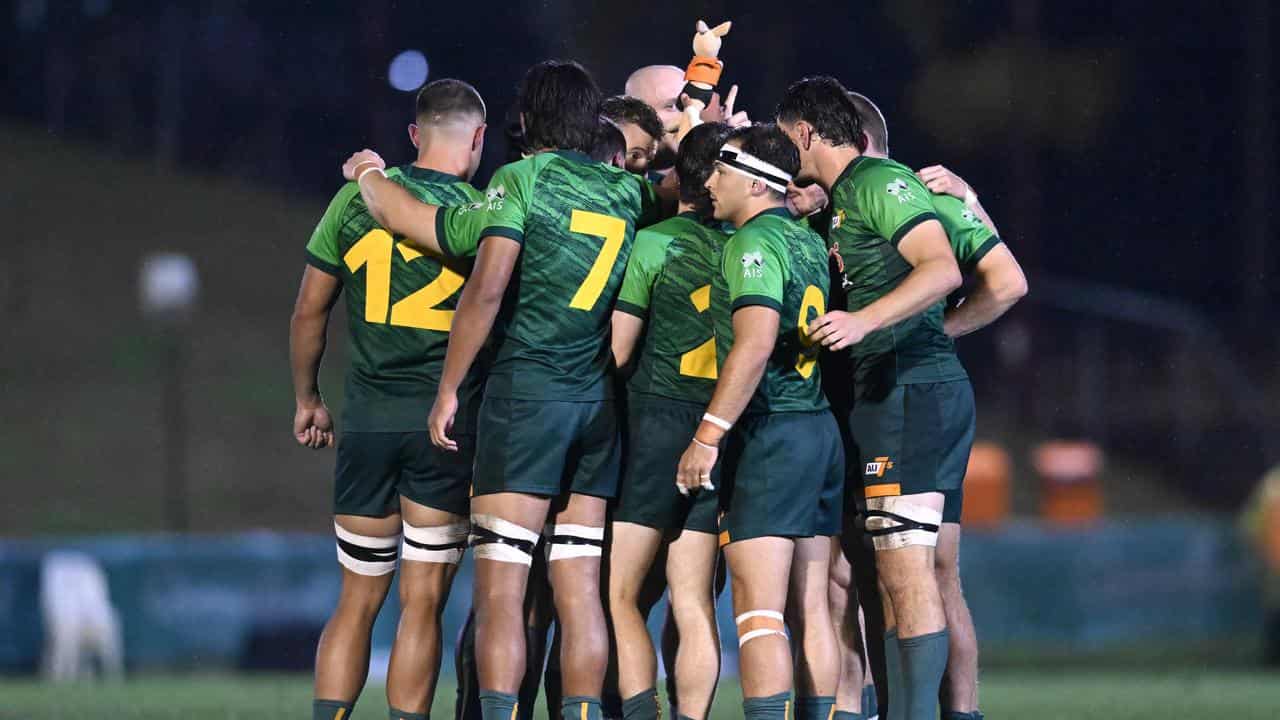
[2,0,1275,534]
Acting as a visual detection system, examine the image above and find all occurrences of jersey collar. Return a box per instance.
[549,149,594,165]
[401,164,466,184]
[832,154,870,191]
[742,206,792,226]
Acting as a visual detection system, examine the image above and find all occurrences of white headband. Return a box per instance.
[717,145,793,193]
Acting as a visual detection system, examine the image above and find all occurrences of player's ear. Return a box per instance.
[472,123,486,151]
[518,113,526,134]
[408,123,420,149]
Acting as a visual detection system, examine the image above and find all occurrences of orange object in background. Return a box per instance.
[1034,441,1104,526]
[961,442,1012,528]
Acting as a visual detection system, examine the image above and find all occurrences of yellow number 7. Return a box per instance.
[568,209,626,310]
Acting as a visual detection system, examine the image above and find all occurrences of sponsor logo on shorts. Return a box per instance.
[864,456,894,478]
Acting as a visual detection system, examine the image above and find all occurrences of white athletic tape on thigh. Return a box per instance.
[334,522,399,576]
[469,514,541,565]
[544,523,605,561]
[735,609,787,647]
[864,497,942,550]
[402,521,470,564]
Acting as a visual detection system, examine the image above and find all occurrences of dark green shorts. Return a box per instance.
[334,431,473,517]
[848,380,975,517]
[718,410,844,544]
[613,394,719,535]
[473,396,621,499]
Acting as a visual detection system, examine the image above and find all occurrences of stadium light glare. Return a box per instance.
[388,50,429,92]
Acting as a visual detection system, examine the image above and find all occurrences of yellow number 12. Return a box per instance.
[344,229,464,331]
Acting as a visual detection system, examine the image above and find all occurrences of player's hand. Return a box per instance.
[343,149,385,181]
[676,440,718,496]
[428,390,459,452]
[293,398,334,449]
[786,182,828,217]
[720,85,750,128]
[916,165,972,201]
[807,310,877,351]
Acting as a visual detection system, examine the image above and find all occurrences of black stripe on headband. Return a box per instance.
[718,149,791,189]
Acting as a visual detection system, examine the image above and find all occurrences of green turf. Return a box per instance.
[2,670,1280,720]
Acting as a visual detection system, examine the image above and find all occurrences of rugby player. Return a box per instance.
[342,60,657,720]
[608,121,731,720]
[676,124,843,720]
[600,96,664,175]
[777,77,968,720]
[293,79,488,720]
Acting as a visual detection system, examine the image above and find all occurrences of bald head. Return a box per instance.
[846,91,888,157]
[625,65,685,156]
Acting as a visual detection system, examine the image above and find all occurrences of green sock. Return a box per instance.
[389,709,428,720]
[796,695,836,720]
[313,700,354,720]
[862,684,878,720]
[621,689,660,720]
[898,630,949,720]
[561,696,603,720]
[743,691,792,720]
[833,711,863,720]
[480,690,520,720]
[941,712,983,720]
[884,629,902,720]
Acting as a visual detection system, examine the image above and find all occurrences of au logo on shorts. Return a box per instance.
[864,456,894,478]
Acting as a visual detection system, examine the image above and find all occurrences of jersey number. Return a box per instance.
[344,229,464,331]
[568,209,626,310]
[795,284,825,378]
[678,284,717,380]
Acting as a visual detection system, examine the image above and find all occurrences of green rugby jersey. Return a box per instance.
[306,165,487,431]
[437,150,659,401]
[932,193,1001,275]
[828,156,967,393]
[711,207,831,415]
[615,211,729,406]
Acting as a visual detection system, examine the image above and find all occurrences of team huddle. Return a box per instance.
[291,26,1026,720]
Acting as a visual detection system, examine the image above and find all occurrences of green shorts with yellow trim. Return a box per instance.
[718,410,844,544]
[334,431,473,517]
[848,380,975,522]
[472,396,621,499]
[613,393,720,535]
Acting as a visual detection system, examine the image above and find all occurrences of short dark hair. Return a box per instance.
[517,60,602,154]
[724,123,801,198]
[414,78,486,124]
[676,121,729,209]
[600,95,664,143]
[846,91,888,154]
[590,118,626,164]
[776,76,866,152]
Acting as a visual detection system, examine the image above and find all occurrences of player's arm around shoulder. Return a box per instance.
[341,149,445,255]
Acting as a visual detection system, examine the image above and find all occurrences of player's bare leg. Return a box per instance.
[384,499,467,718]
[314,513,399,719]
[607,522,664,719]
[870,492,947,720]
[546,492,611,718]
[470,492,552,720]
[935,523,979,718]
[829,537,867,720]
[787,535,840,720]
[664,529,721,720]
[724,536,795,720]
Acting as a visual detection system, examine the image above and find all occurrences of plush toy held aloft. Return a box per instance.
[679,20,731,110]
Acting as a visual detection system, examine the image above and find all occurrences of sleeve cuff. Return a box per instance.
[305,250,342,277]
[480,226,524,246]
[731,295,783,312]
[889,212,939,246]
[963,236,1002,274]
[614,300,648,318]
[435,209,456,258]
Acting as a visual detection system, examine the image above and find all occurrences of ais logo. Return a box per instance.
[864,456,894,478]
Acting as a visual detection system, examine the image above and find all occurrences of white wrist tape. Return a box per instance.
[963,186,978,206]
[357,165,386,183]
[702,413,732,431]
[692,437,717,451]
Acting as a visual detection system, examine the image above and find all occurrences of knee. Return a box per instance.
[399,588,445,618]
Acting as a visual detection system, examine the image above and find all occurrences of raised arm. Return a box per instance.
[428,236,522,451]
[944,243,1028,338]
[289,265,342,449]
[809,218,961,350]
[341,149,445,256]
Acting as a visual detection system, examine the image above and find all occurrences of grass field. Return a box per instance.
[3,670,1280,720]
